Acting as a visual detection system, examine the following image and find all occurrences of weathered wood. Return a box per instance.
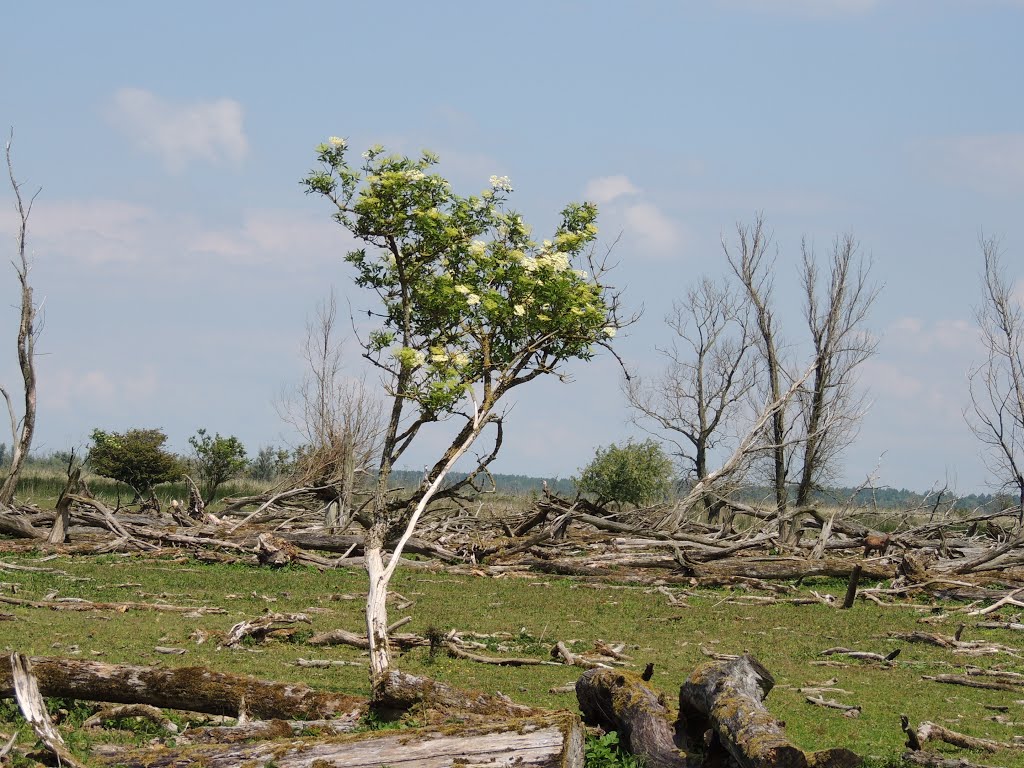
[376,669,537,720]
[10,653,85,768]
[0,510,45,540]
[679,655,860,768]
[0,593,226,614]
[176,715,359,745]
[0,655,364,720]
[576,667,691,768]
[842,564,862,609]
[92,712,585,768]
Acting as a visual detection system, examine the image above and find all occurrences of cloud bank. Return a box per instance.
[107,88,249,172]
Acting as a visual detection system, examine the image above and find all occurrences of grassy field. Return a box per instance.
[10,468,274,511]
[2,551,1024,766]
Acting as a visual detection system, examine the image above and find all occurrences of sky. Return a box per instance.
[1,0,1022,495]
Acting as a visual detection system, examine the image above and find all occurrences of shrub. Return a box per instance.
[88,428,181,500]
[188,428,247,504]
[576,439,674,510]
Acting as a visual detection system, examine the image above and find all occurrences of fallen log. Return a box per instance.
[678,655,860,768]
[376,669,537,720]
[0,655,364,720]
[576,667,691,768]
[175,715,359,745]
[0,511,45,540]
[91,712,585,768]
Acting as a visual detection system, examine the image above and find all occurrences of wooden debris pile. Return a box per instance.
[1,650,861,768]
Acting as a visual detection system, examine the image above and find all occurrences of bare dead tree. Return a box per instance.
[280,292,383,529]
[793,235,878,509]
[626,276,757,521]
[724,215,794,525]
[0,135,41,507]
[968,237,1024,523]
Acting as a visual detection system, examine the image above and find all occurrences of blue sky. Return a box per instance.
[1,0,1022,494]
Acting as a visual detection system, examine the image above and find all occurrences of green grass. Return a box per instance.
[1,554,1023,766]
[11,468,274,510]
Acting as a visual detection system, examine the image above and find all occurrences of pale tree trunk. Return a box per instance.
[365,419,484,696]
[0,136,39,507]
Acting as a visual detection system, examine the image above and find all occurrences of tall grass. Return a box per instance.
[11,468,275,510]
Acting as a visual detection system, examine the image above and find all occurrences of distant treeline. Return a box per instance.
[389,469,1002,510]
[4,448,1003,511]
[388,469,575,496]
[732,485,998,512]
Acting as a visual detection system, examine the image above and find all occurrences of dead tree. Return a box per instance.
[793,235,878,509]
[0,134,40,507]
[724,216,876,542]
[725,216,792,532]
[278,291,383,528]
[626,277,757,523]
[968,237,1024,524]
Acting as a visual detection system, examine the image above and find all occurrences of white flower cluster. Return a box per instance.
[328,136,346,148]
[468,240,487,257]
[489,175,513,192]
[406,169,426,182]
[428,347,471,369]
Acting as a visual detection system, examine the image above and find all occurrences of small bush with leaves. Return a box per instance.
[188,428,247,504]
[88,428,181,501]
[585,731,644,768]
[576,439,674,510]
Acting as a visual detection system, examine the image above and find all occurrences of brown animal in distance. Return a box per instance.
[863,532,891,557]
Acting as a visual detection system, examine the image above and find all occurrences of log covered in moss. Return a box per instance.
[679,654,859,768]
[576,667,691,768]
[0,655,364,720]
[91,712,586,768]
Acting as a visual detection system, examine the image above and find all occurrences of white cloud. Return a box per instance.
[0,199,345,272]
[888,316,978,353]
[914,134,1024,194]
[623,202,683,253]
[107,87,249,172]
[584,175,640,205]
[42,365,158,412]
[859,359,922,399]
[717,0,879,16]
[0,198,156,265]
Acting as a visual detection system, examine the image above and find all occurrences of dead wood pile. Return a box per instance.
[5,491,1024,603]
[2,651,862,768]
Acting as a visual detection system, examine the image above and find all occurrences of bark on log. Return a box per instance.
[0,655,364,720]
[375,669,538,720]
[576,667,691,768]
[0,510,45,540]
[176,716,359,745]
[91,712,585,768]
[678,655,860,768]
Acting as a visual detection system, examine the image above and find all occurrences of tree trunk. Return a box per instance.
[576,668,691,768]
[92,712,585,768]
[0,141,38,507]
[0,655,364,720]
[678,655,858,768]
[365,529,391,696]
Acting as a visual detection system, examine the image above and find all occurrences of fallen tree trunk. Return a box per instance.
[0,656,364,720]
[576,668,691,768]
[0,511,45,540]
[92,712,585,768]
[678,655,859,768]
[376,669,538,720]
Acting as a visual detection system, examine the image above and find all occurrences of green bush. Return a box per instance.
[585,731,644,768]
[188,428,247,504]
[88,428,181,500]
[576,439,674,510]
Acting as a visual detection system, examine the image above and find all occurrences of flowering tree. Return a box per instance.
[304,137,621,693]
